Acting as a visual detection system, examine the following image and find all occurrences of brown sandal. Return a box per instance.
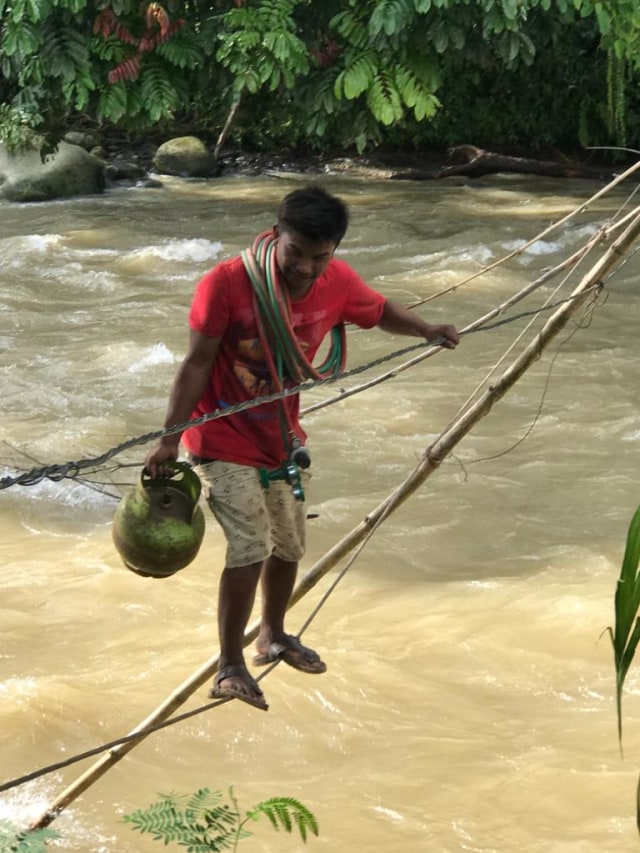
[209,664,268,711]
[253,634,327,674]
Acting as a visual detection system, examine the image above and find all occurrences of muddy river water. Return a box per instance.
[1,171,640,851]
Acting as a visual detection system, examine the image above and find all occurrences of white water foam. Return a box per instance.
[125,238,223,264]
[126,342,176,373]
[503,238,562,255]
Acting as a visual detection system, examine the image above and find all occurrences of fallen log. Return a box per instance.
[390,144,617,181]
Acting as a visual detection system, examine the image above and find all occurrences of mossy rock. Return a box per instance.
[152,135,216,177]
[0,140,105,202]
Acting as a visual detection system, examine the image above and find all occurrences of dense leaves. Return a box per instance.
[0,0,639,153]
[123,787,318,850]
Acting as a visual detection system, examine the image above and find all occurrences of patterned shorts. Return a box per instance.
[191,459,310,568]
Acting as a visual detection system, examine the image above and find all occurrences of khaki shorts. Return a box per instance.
[191,459,310,568]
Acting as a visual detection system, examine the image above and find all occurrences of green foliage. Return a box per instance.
[123,787,318,851]
[1,0,640,154]
[0,819,59,853]
[0,104,43,152]
[0,1,207,139]
[139,64,182,123]
[247,796,318,842]
[215,0,310,97]
[608,504,640,749]
[124,788,240,851]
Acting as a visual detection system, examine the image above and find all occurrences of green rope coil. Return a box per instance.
[242,231,346,383]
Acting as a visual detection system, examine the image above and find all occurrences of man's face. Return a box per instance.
[274,226,336,298]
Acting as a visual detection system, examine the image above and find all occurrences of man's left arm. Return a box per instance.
[376,300,459,349]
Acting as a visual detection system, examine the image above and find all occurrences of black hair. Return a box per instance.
[277,184,349,245]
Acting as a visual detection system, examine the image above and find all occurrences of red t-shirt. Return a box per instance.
[182,254,386,468]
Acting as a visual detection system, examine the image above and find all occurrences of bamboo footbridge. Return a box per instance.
[3,161,640,833]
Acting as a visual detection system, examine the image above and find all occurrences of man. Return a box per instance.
[145,185,458,711]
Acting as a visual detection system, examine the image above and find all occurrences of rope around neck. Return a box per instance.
[242,230,346,383]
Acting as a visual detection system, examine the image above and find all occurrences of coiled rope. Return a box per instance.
[242,230,346,458]
[243,230,346,382]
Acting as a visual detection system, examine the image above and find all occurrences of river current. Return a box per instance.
[1,171,640,851]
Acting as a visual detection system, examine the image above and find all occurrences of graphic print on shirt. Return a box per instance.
[233,337,272,397]
[233,322,315,397]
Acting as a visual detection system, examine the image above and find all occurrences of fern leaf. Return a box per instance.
[124,790,242,852]
[331,10,370,49]
[139,65,179,120]
[335,52,377,100]
[367,71,403,125]
[123,798,182,839]
[1,19,40,59]
[156,29,203,69]
[394,65,440,120]
[0,819,60,853]
[41,25,91,81]
[248,796,319,841]
[369,0,413,38]
[140,19,185,52]
[185,788,224,815]
[97,80,128,122]
[293,801,319,842]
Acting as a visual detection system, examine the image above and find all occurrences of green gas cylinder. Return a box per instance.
[112,462,205,578]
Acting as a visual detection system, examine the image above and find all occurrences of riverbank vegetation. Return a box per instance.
[1,1,640,159]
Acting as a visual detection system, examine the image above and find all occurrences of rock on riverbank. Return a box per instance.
[0,140,106,202]
[0,129,624,203]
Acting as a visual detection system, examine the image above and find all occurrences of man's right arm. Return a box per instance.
[145,330,222,477]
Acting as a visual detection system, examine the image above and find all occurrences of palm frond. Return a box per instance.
[609,504,640,747]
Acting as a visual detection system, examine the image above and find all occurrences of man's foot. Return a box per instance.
[253,634,327,674]
[209,664,268,711]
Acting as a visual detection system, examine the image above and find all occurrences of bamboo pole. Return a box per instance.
[28,208,640,831]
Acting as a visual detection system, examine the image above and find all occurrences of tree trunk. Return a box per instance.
[391,144,617,181]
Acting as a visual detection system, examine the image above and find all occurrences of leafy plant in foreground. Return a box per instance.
[123,787,318,851]
[608,503,640,749]
[0,819,58,853]
[608,503,640,839]
[0,105,43,154]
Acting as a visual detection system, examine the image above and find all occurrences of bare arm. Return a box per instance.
[145,329,222,477]
[377,300,459,348]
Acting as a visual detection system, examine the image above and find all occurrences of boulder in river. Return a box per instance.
[0,140,105,202]
[152,136,216,178]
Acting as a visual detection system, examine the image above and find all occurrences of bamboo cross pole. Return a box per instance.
[29,208,640,831]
